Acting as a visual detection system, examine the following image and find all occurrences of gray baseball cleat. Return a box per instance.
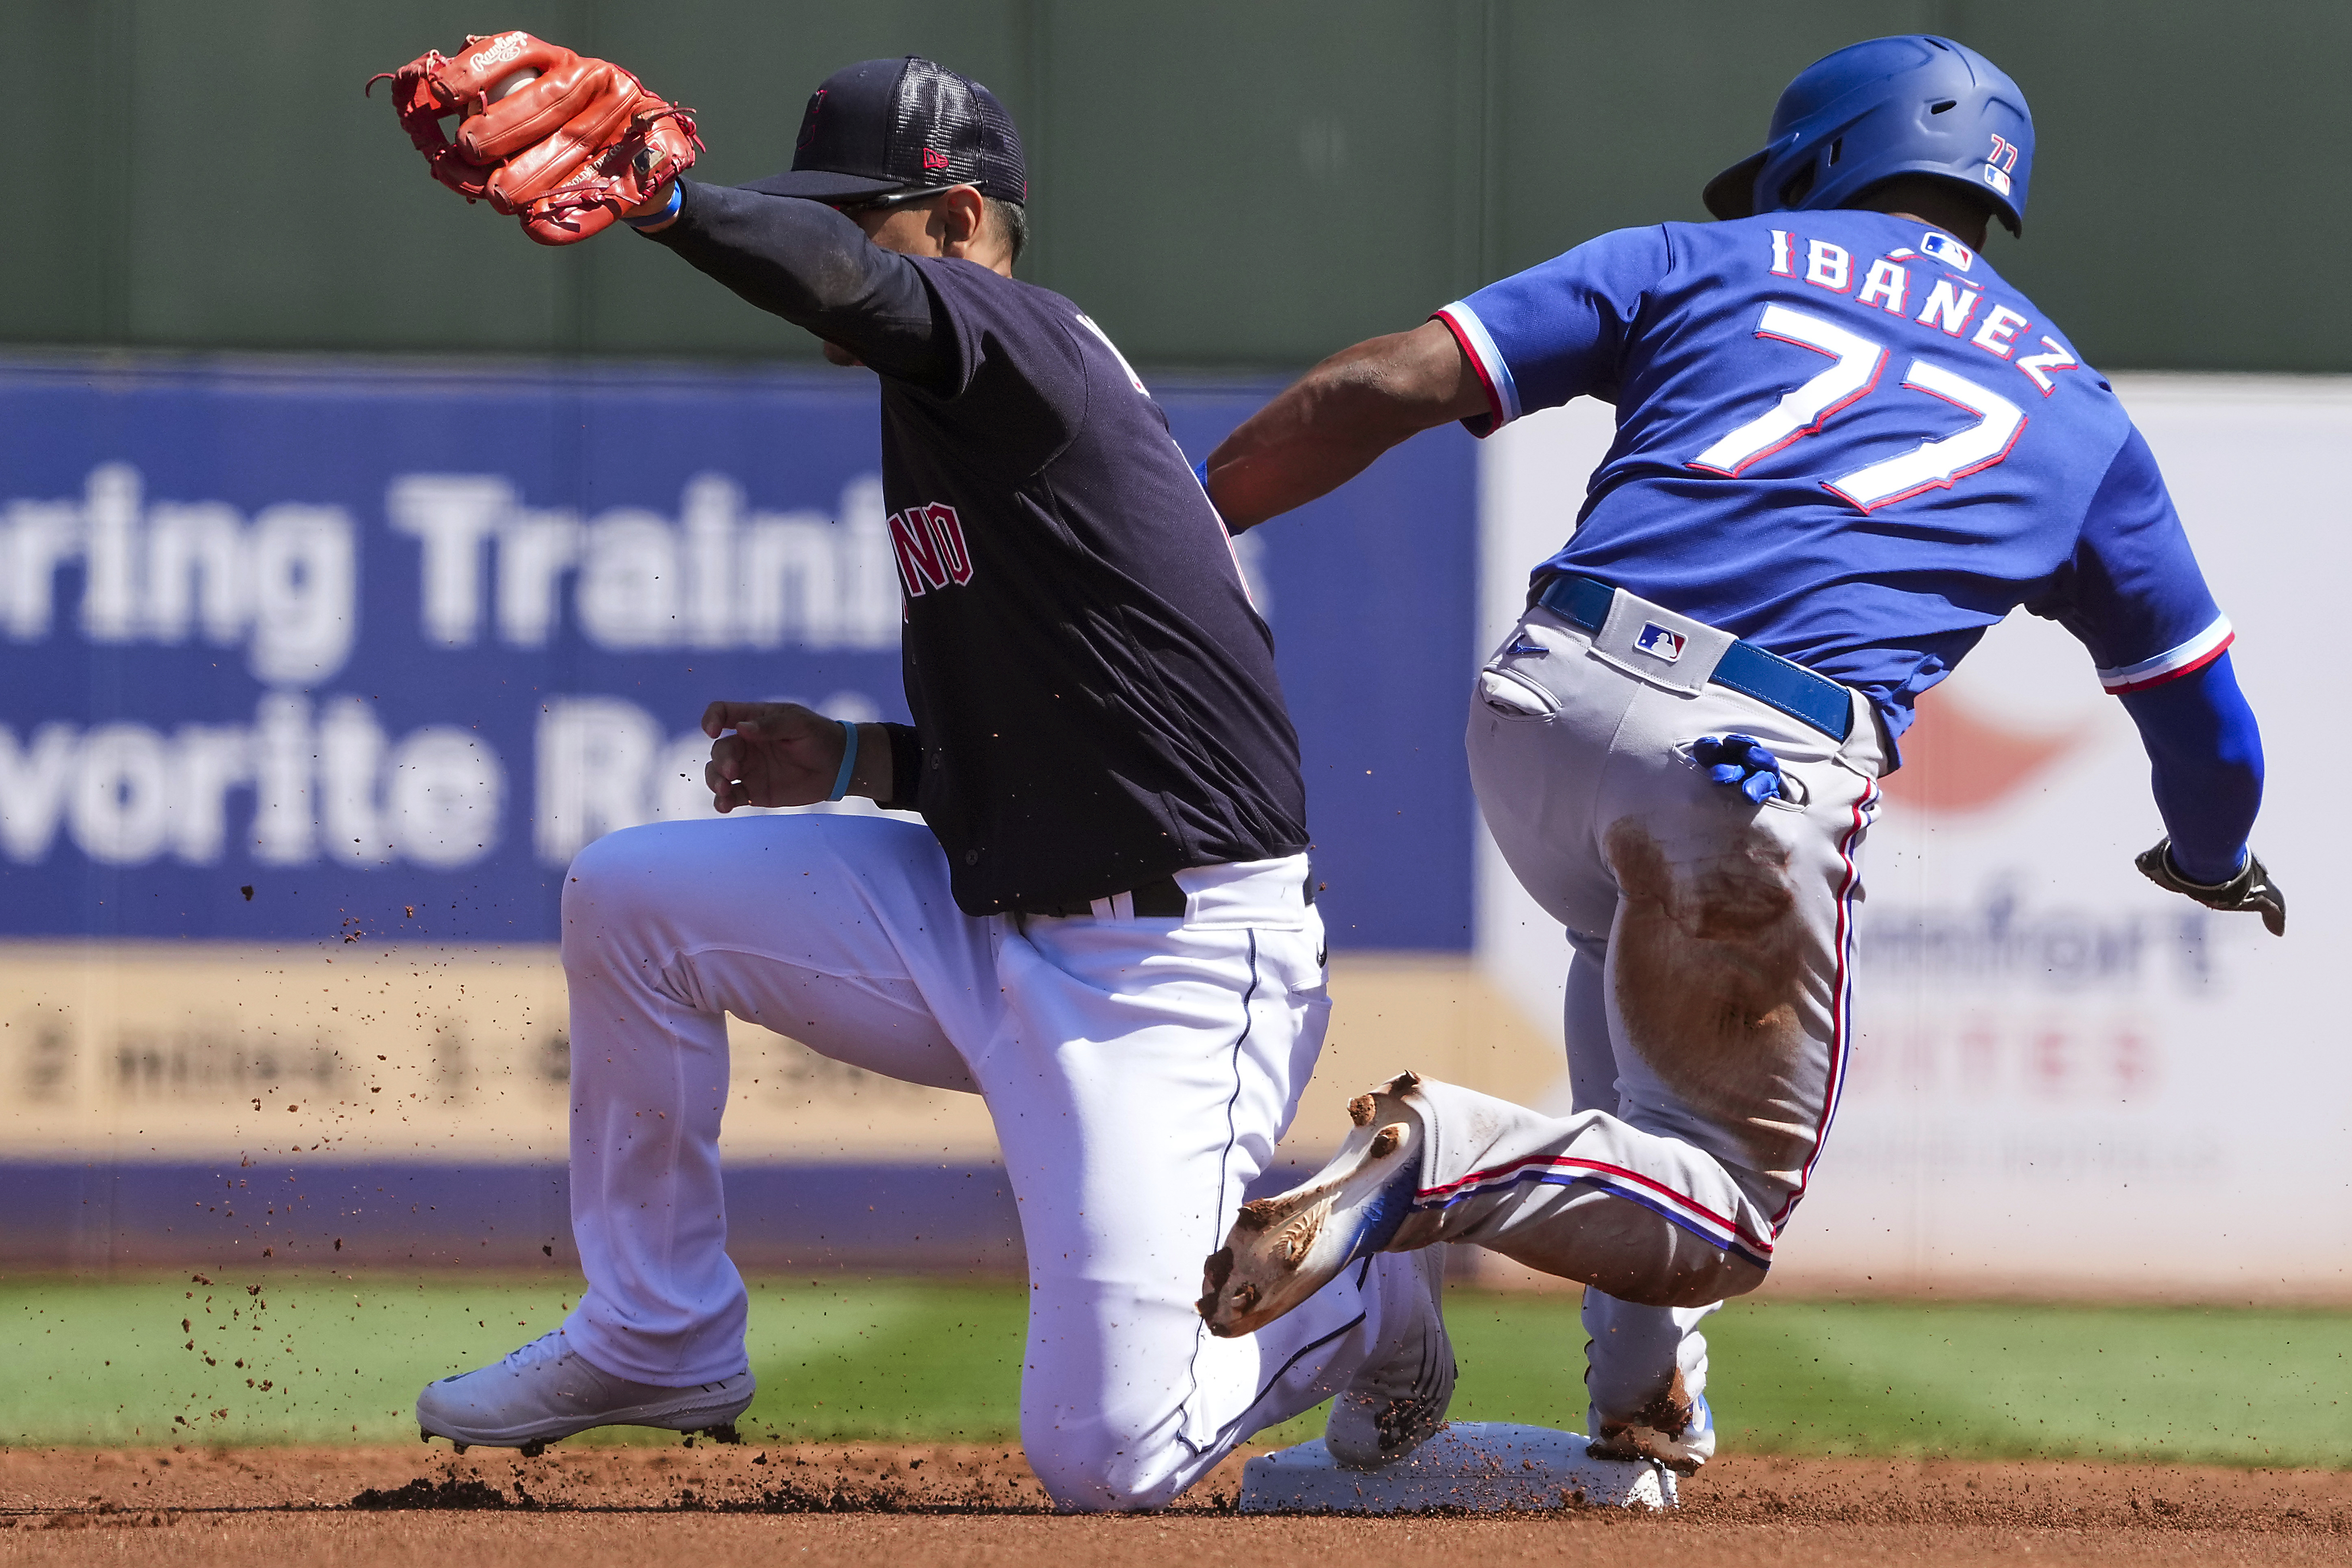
[415,1330,754,1452]
[1587,1377,1716,1476]
[1198,1071,1426,1338]
[1325,1244,1456,1469]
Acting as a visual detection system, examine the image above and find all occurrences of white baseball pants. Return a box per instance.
[1442,594,1886,1447]
[555,813,1407,1510]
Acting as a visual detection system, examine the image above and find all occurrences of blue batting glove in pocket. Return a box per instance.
[1690,733,1785,804]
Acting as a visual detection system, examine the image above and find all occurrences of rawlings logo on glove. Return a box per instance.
[368,32,701,245]
[468,32,531,72]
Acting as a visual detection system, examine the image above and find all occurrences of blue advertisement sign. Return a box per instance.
[0,356,1474,948]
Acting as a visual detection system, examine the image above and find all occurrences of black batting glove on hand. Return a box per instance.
[2136,838,2286,937]
[1691,733,1785,805]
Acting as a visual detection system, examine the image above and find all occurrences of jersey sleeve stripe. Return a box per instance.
[1432,303,1521,431]
[2098,615,2234,694]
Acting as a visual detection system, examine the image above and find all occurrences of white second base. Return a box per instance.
[1237,1422,1676,1513]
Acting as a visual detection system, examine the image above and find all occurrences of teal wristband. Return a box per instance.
[827,721,860,802]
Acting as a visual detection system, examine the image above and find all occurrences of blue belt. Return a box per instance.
[1533,574,1854,742]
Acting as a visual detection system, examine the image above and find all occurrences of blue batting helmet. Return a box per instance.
[1703,36,2034,235]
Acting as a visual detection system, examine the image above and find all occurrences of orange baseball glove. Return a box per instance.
[370,31,699,245]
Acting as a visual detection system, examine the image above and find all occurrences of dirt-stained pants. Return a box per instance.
[1448,592,1885,1451]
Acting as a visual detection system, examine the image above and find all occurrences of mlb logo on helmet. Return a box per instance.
[1634,623,1687,663]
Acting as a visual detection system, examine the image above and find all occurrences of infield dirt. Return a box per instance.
[2,1442,2349,1566]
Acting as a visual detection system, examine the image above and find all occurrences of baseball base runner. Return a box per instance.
[380,48,1446,1511]
[1197,34,2282,1477]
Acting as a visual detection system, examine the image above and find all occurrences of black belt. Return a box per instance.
[1531,574,1854,742]
[1023,876,1188,919]
[1020,870,1316,920]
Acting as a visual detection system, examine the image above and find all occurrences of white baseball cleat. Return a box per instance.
[1198,1071,1426,1338]
[415,1330,754,1453]
[1325,1244,1456,1469]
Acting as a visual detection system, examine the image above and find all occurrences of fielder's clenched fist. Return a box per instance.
[701,702,879,812]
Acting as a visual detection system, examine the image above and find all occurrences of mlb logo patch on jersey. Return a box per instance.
[1634,622,1687,663]
[1920,230,1974,271]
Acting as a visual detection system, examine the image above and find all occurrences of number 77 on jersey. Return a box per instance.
[1688,302,2028,513]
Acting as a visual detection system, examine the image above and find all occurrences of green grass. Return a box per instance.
[1445,1294,2352,1469]
[5,1275,2349,1466]
[0,1274,1028,1447]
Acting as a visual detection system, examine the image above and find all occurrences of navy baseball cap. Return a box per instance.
[745,57,1027,206]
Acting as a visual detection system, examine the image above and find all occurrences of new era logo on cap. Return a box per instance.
[1634,623,1687,663]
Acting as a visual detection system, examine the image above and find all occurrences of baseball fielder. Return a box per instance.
[382,47,1443,1509]
[1193,35,2283,1474]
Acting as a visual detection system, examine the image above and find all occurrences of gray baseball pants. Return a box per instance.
[1411,589,1885,1455]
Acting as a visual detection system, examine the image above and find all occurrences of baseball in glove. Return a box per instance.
[369,31,699,245]
[2135,837,2287,936]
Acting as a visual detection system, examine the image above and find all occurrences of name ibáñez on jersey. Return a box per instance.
[1700,224,2084,513]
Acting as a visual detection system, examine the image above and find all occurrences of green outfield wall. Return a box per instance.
[7,1,2347,371]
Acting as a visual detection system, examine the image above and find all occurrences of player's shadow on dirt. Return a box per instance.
[346,1473,1085,1514]
[350,1476,523,1510]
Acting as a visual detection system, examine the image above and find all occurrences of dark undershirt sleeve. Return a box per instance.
[874,722,925,815]
[644,181,956,390]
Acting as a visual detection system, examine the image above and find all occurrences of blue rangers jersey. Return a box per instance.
[1436,210,2231,741]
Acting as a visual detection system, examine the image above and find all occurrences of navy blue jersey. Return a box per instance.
[651,185,1305,915]
[883,258,1307,913]
[1437,211,2231,737]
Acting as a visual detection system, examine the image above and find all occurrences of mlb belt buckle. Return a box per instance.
[1532,574,1854,742]
[1633,622,1688,664]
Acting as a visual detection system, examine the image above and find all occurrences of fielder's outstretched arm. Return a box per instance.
[635,181,957,389]
[1203,322,1490,531]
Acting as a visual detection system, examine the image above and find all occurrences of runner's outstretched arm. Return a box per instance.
[1203,321,1488,531]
